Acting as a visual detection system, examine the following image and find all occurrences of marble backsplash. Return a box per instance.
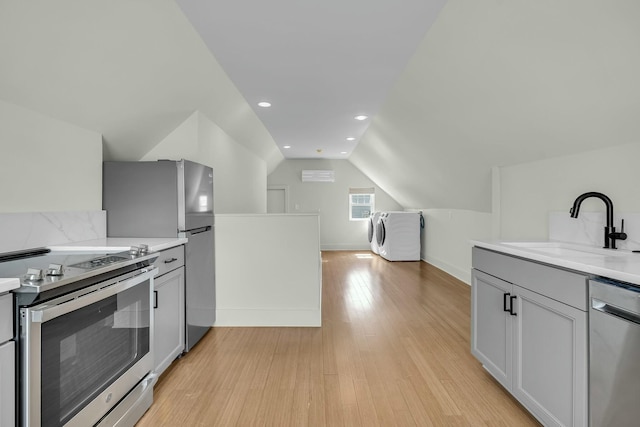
[3,209,638,255]
[549,211,640,251]
[0,211,106,254]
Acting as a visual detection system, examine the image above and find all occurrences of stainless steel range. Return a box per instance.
[1,246,158,427]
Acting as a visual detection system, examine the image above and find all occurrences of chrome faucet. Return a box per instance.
[569,192,627,249]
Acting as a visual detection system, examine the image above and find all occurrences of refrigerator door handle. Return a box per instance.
[187,226,211,235]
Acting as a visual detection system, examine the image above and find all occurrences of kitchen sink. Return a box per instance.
[500,241,629,258]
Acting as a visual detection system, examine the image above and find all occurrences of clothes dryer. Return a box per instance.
[376,211,422,261]
[368,211,382,254]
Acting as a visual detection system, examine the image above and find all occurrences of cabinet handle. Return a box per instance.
[503,293,511,312]
[153,290,158,309]
[164,258,178,264]
[509,295,517,316]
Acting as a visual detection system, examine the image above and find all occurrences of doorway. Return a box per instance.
[267,185,289,213]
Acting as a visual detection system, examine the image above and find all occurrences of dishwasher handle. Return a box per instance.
[592,298,640,325]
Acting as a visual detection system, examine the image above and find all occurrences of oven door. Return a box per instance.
[21,267,157,427]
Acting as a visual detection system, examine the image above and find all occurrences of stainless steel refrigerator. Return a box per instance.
[103,159,215,351]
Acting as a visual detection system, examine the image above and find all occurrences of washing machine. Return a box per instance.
[368,211,382,254]
[376,211,422,261]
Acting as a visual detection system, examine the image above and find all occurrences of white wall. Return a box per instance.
[409,143,640,286]
[0,100,102,213]
[500,142,640,240]
[268,159,403,250]
[215,213,321,326]
[142,111,267,214]
[409,208,492,284]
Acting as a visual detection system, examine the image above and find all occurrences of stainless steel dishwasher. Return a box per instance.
[589,278,640,427]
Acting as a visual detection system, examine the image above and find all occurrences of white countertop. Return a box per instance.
[0,278,20,294]
[49,237,187,254]
[472,240,640,285]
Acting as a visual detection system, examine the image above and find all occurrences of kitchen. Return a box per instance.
[1,0,640,426]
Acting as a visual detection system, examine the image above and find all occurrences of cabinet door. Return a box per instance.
[154,267,185,376]
[471,269,513,390]
[512,285,587,427]
[0,341,15,427]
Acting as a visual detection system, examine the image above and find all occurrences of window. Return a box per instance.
[349,188,375,221]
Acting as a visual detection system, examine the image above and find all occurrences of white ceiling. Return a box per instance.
[175,0,446,159]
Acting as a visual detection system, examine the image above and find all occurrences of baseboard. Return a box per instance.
[213,309,321,327]
[321,244,371,251]
[422,256,471,285]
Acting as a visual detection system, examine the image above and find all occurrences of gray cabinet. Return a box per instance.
[153,246,185,376]
[471,270,512,390]
[471,247,588,427]
[512,285,587,427]
[0,293,14,427]
[0,341,14,427]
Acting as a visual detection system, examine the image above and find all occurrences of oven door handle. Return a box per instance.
[29,267,158,323]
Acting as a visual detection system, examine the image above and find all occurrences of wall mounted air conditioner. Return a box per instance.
[301,170,335,182]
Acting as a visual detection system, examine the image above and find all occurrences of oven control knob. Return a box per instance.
[129,246,140,256]
[24,268,44,281]
[46,264,64,276]
[139,244,149,255]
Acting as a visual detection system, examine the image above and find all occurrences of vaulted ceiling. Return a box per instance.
[0,0,283,171]
[351,0,640,211]
[175,0,446,160]
[1,0,639,213]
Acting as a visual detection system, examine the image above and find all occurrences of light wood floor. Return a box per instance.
[137,251,540,426]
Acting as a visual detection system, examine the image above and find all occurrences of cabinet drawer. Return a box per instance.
[0,294,12,343]
[472,247,588,311]
[155,245,185,276]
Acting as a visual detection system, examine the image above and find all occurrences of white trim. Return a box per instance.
[216,212,318,217]
[422,256,471,286]
[321,244,372,251]
[213,309,321,327]
[491,166,501,240]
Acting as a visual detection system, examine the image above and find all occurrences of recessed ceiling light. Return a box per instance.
[346,137,355,141]
[340,151,348,154]
[354,115,368,121]
[283,145,291,149]
[258,101,271,108]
